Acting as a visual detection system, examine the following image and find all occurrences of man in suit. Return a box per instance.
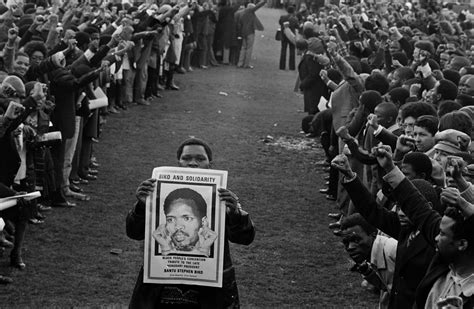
[236,0,266,69]
[278,5,298,70]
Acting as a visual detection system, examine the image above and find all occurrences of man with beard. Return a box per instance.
[126,137,255,308]
[153,187,217,257]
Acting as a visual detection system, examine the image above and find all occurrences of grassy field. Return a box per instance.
[0,8,378,308]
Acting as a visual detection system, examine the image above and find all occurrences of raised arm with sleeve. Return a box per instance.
[383,166,441,247]
[332,53,364,93]
[343,174,401,239]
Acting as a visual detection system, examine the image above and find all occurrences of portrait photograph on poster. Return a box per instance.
[143,166,227,288]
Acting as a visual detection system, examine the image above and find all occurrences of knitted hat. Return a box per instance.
[411,179,443,214]
[1,75,25,97]
[414,40,435,55]
[307,37,325,54]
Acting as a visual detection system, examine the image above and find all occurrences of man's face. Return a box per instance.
[179,145,210,169]
[341,225,374,264]
[433,148,452,171]
[165,199,203,250]
[413,47,421,62]
[374,106,392,128]
[435,216,460,261]
[439,53,450,69]
[402,116,416,136]
[388,70,401,89]
[389,41,401,55]
[414,125,435,152]
[401,163,420,180]
[394,204,413,227]
[13,55,30,77]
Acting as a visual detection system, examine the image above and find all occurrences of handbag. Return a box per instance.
[275,28,282,41]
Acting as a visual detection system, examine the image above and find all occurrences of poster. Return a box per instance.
[143,166,227,288]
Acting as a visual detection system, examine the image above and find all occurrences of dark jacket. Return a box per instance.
[49,68,99,139]
[126,199,255,309]
[393,177,474,308]
[298,52,329,114]
[343,176,435,309]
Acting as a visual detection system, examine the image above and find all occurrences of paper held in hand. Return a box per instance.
[89,87,108,110]
[143,167,227,288]
[0,191,42,211]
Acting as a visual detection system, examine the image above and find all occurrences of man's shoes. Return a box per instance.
[319,188,330,194]
[108,106,120,114]
[0,275,13,284]
[29,218,44,225]
[88,169,98,176]
[38,203,52,212]
[10,253,26,270]
[325,181,330,186]
[326,194,337,201]
[157,84,165,91]
[81,174,97,181]
[51,200,76,208]
[328,213,342,220]
[323,167,330,173]
[186,67,194,72]
[199,65,208,69]
[72,178,89,185]
[137,99,150,106]
[324,175,330,180]
[69,183,83,193]
[117,104,128,110]
[152,92,163,99]
[36,213,46,220]
[166,84,179,91]
[328,222,341,229]
[176,67,186,74]
[0,237,13,248]
[90,162,100,169]
[333,229,342,237]
[244,65,254,69]
[64,190,90,201]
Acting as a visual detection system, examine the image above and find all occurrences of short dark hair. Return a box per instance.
[163,188,207,220]
[403,152,433,180]
[437,79,458,101]
[388,87,410,107]
[341,213,377,236]
[287,5,295,13]
[438,100,463,118]
[365,73,389,95]
[176,138,213,161]
[442,69,461,86]
[415,115,439,136]
[444,208,474,252]
[438,111,473,135]
[401,101,437,121]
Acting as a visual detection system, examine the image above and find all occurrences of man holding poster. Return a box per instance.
[126,138,255,308]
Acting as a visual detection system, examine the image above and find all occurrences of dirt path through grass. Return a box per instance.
[0,8,377,308]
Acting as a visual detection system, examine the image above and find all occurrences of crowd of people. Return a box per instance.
[0,0,267,287]
[280,1,474,308]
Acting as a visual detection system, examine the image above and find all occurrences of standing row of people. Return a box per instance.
[281,1,474,308]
